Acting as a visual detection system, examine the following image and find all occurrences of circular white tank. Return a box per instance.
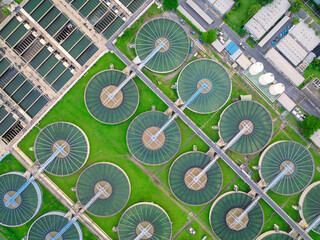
[269,83,285,95]
[249,62,264,75]
[259,73,274,85]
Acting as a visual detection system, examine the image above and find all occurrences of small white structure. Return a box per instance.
[236,54,252,70]
[259,73,275,85]
[277,93,296,112]
[249,62,264,75]
[269,83,285,95]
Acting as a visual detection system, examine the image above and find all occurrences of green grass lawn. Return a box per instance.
[303,64,320,84]
[224,0,260,32]
[18,52,218,239]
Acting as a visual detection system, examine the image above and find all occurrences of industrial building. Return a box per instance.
[244,0,290,40]
[277,21,320,66]
[205,0,235,16]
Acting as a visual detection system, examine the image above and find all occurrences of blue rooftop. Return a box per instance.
[225,41,239,55]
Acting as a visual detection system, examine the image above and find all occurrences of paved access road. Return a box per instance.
[106,42,311,240]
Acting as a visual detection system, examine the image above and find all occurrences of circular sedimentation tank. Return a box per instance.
[34,122,89,176]
[219,101,273,154]
[76,162,130,217]
[169,151,222,205]
[118,202,172,240]
[0,172,42,227]
[135,18,189,73]
[127,110,181,165]
[257,231,293,240]
[85,70,139,124]
[27,211,82,240]
[299,181,320,234]
[210,191,264,240]
[177,59,231,113]
[259,141,314,195]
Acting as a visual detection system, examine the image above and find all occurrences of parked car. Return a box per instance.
[280,33,283,38]
[287,25,290,31]
[188,227,196,235]
[271,41,275,46]
[275,37,279,43]
[199,38,204,43]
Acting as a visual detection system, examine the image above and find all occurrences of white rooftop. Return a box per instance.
[265,48,305,86]
[207,0,235,16]
[187,0,213,25]
[277,35,309,66]
[177,5,206,32]
[244,0,290,40]
[236,54,252,70]
[277,93,296,112]
[310,129,320,149]
[290,21,320,52]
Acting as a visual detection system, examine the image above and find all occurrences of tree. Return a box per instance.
[293,16,300,25]
[163,0,178,10]
[200,30,217,44]
[290,0,303,13]
[300,115,320,139]
[248,4,262,17]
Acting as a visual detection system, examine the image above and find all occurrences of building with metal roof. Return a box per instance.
[186,0,213,25]
[206,0,235,16]
[177,59,231,114]
[118,202,172,240]
[76,162,130,217]
[277,21,320,66]
[244,0,290,40]
[259,141,314,195]
[34,122,89,176]
[265,48,305,86]
[27,211,83,240]
[85,70,139,124]
[257,231,293,240]
[0,172,42,227]
[169,151,222,205]
[219,101,273,154]
[210,191,264,240]
[127,110,181,165]
[135,18,189,73]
